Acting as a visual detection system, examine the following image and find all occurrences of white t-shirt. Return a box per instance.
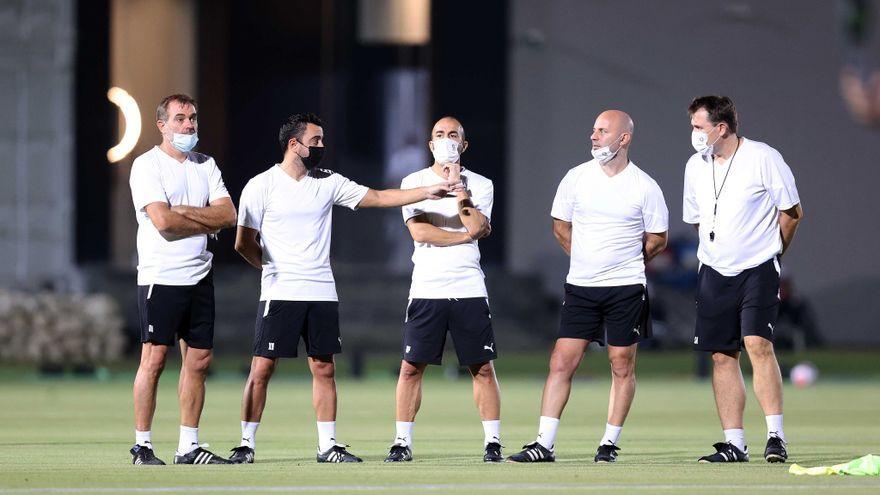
[238,165,369,302]
[683,137,800,276]
[129,146,231,286]
[401,167,493,299]
[551,160,669,287]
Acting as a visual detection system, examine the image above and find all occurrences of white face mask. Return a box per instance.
[431,137,461,164]
[171,132,199,152]
[691,126,720,155]
[590,134,623,164]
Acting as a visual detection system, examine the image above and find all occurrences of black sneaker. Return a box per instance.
[594,443,620,463]
[130,444,165,465]
[698,442,749,463]
[483,442,504,462]
[506,442,555,463]
[764,435,788,463]
[228,446,255,464]
[173,446,232,464]
[317,444,363,463]
[384,444,413,462]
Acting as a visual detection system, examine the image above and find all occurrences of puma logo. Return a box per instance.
[484,343,494,352]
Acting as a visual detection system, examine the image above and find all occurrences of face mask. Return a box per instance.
[171,132,198,152]
[431,137,461,164]
[299,145,324,170]
[590,134,624,164]
[691,126,721,155]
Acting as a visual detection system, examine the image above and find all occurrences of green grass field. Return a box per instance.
[0,361,878,494]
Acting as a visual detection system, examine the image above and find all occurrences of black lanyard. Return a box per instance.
[709,139,740,242]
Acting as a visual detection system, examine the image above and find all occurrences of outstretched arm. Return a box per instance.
[171,197,237,230]
[358,182,454,208]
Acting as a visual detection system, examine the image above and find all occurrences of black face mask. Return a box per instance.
[300,146,324,170]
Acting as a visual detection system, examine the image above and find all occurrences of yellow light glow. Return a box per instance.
[106,87,141,163]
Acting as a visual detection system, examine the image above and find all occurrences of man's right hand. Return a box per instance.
[423,182,454,200]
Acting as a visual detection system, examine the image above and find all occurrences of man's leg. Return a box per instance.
[536,338,589,449]
[309,355,338,452]
[468,361,501,446]
[133,343,169,445]
[744,335,785,443]
[177,346,212,454]
[602,343,637,446]
[238,356,278,449]
[395,360,428,447]
[712,350,747,451]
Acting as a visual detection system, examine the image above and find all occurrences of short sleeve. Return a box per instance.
[333,174,370,210]
[550,171,574,222]
[237,179,265,230]
[400,174,424,223]
[642,178,669,233]
[682,160,700,224]
[207,160,231,203]
[762,149,800,210]
[129,157,167,211]
[471,178,494,221]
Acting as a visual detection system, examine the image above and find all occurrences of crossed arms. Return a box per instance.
[144,197,237,242]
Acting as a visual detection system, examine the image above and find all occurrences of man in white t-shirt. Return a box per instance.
[228,113,456,464]
[683,96,803,464]
[509,110,669,464]
[382,117,498,463]
[128,94,237,466]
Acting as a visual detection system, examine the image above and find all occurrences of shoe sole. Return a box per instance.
[765,454,787,463]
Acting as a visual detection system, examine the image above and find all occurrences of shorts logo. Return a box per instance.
[405,345,411,353]
[268,342,275,351]
[148,325,154,333]
[484,343,494,352]
[338,337,342,345]
[633,327,640,336]
[767,323,774,334]
[694,336,699,344]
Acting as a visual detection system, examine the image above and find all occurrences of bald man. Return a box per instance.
[384,116,500,463]
[508,110,669,464]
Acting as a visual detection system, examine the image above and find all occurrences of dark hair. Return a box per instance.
[157,94,197,121]
[688,95,738,133]
[279,113,323,153]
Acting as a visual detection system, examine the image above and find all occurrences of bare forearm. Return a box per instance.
[456,191,490,239]
[235,242,263,269]
[409,224,472,247]
[779,218,800,255]
[361,188,429,208]
[174,204,236,230]
[160,212,216,240]
[643,234,667,263]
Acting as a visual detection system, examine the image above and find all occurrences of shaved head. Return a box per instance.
[432,116,465,140]
[596,109,634,135]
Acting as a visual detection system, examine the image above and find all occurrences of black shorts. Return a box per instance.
[253,300,342,358]
[558,283,651,347]
[402,298,496,366]
[693,258,780,352]
[137,271,215,349]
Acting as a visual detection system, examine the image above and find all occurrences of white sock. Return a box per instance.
[482,419,501,446]
[135,430,152,448]
[723,428,746,452]
[241,421,259,449]
[177,425,199,455]
[317,421,336,453]
[766,414,785,441]
[600,423,622,446]
[536,416,559,450]
[394,421,414,447]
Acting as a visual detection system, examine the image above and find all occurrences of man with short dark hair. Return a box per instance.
[684,95,803,463]
[228,113,458,464]
[129,94,237,465]
[508,110,668,464]
[384,116,500,463]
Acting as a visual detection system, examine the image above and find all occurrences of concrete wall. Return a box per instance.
[508,0,880,344]
[0,0,75,287]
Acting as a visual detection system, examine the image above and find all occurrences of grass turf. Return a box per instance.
[0,370,878,494]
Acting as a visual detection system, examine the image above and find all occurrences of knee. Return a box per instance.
[311,361,336,381]
[548,354,577,378]
[712,351,739,368]
[470,362,495,382]
[185,351,212,375]
[745,338,776,361]
[249,362,275,387]
[141,348,168,376]
[399,361,424,381]
[609,357,634,380]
